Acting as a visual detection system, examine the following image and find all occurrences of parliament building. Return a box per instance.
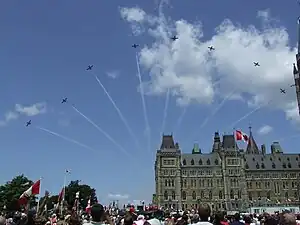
[154,130,300,211]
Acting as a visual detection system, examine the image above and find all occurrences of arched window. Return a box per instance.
[172,191,175,200]
[168,180,171,187]
[183,159,186,165]
[182,191,186,200]
[230,190,234,199]
[192,191,196,200]
[238,190,241,199]
[245,163,249,169]
[164,191,168,200]
[207,159,211,165]
[201,191,204,198]
[199,159,202,165]
[219,191,223,199]
[215,159,219,165]
[288,163,292,168]
[283,163,286,168]
[165,180,168,187]
[285,192,289,199]
[209,191,212,199]
[191,159,194,165]
[256,163,260,169]
[171,180,175,187]
[272,163,276,168]
[267,191,271,199]
[261,163,265,169]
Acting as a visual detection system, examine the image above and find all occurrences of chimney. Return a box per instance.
[261,144,266,155]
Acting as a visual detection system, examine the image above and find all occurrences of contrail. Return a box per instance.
[200,89,236,129]
[71,105,131,157]
[227,101,271,129]
[136,52,151,152]
[161,88,170,134]
[173,107,187,135]
[36,126,97,153]
[91,72,140,150]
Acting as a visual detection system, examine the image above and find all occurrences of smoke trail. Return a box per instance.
[71,105,131,157]
[36,126,97,153]
[227,101,271,129]
[161,89,170,134]
[135,52,151,152]
[91,73,140,150]
[200,90,236,129]
[173,107,187,135]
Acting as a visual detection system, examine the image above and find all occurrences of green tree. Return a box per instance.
[65,180,97,209]
[0,175,37,211]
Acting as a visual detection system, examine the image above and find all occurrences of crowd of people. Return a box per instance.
[0,202,299,225]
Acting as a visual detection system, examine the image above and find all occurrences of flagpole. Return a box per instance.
[61,171,67,215]
[36,177,42,213]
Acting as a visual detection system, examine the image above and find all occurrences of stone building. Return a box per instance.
[154,130,300,211]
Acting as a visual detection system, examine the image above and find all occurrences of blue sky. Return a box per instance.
[0,0,300,204]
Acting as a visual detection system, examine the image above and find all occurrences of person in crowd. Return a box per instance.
[230,213,244,225]
[83,204,113,225]
[193,204,213,225]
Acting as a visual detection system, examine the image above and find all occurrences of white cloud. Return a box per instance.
[257,125,273,135]
[106,70,120,79]
[121,7,300,122]
[0,102,47,126]
[108,193,129,199]
[15,102,47,116]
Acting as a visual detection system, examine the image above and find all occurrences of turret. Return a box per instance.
[261,144,266,155]
[192,143,201,154]
[212,132,221,152]
[271,141,283,154]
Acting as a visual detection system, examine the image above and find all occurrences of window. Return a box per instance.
[219,191,223,199]
[272,163,276,168]
[171,180,175,187]
[165,180,168,187]
[164,191,168,200]
[199,159,202,165]
[191,159,194,165]
[287,157,290,161]
[230,190,234,199]
[245,163,249,169]
[238,190,241,199]
[192,191,196,200]
[209,191,212,199]
[283,163,286,168]
[288,163,291,168]
[183,159,186,165]
[172,191,175,200]
[279,158,281,161]
[200,191,204,198]
[182,191,186,200]
[270,157,272,161]
[215,159,219,165]
[207,159,211,165]
[267,191,271,199]
[256,163,260,169]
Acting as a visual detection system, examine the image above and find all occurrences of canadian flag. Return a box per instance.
[19,179,41,205]
[235,130,249,142]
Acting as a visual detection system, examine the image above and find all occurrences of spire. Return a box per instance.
[246,126,260,154]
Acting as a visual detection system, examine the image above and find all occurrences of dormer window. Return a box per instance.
[245,163,249,169]
[261,163,265,169]
[283,163,286,168]
[183,159,186,165]
[272,163,276,169]
[215,159,219,165]
[279,158,281,161]
[199,159,202,165]
[287,157,290,161]
[252,157,255,161]
[256,163,260,169]
[191,159,194,165]
[270,157,272,161]
[288,163,291,168]
[207,159,211,165]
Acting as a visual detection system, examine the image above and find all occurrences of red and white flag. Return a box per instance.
[19,179,41,205]
[235,130,249,142]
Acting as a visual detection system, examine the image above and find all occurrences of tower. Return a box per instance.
[293,17,300,115]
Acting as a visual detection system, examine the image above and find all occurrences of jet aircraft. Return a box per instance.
[254,62,260,66]
[132,44,139,48]
[61,98,68,103]
[280,88,286,94]
[208,46,215,51]
[171,36,178,41]
[26,120,31,127]
[86,65,93,70]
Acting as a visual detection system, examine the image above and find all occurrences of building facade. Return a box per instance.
[154,130,300,211]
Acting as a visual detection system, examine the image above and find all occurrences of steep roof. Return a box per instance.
[246,128,260,154]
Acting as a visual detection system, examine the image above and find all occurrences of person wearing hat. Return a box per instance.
[83,204,113,225]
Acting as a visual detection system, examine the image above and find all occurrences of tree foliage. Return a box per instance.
[0,175,37,211]
[65,180,97,209]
